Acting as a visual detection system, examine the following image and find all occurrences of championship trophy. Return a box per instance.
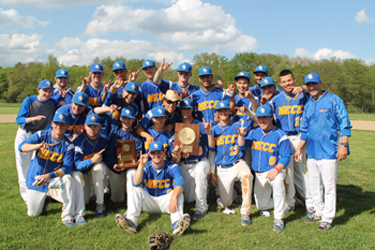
[116,139,138,169]
[174,123,200,156]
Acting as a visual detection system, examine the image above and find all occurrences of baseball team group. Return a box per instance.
[14,58,352,236]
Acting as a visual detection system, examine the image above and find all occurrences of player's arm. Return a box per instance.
[135,126,155,145]
[19,132,48,152]
[153,58,173,85]
[77,74,91,93]
[133,152,148,186]
[267,137,292,181]
[334,96,352,161]
[169,165,184,213]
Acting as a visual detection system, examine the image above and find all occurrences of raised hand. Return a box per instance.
[202,118,212,134]
[108,104,120,114]
[92,149,105,164]
[128,70,139,82]
[180,85,190,99]
[237,125,247,137]
[173,145,182,156]
[38,141,54,151]
[139,152,149,165]
[292,86,303,95]
[161,58,173,71]
[80,73,91,88]
[244,90,253,99]
[181,149,190,159]
[103,79,111,93]
[61,88,71,98]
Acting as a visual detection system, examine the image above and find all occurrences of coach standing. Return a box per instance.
[295,73,352,231]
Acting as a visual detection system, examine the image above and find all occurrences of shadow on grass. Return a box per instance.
[334,184,375,225]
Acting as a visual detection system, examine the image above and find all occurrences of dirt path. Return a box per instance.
[0,114,374,131]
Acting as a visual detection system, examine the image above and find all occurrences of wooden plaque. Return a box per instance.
[174,123,200,156]
[116,139,138,169]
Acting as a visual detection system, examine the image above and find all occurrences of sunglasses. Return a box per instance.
[166,100,179,105]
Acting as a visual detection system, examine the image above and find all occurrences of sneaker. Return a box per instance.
[303,214,322,223]
[172,213,191,236]
[115,214,137,234]
[192,210,206,220]
[241,214,251,226]
[317,221,332,232]
[76,217,87,226]
[284,204,295,213]
[260,210,271,217]
[306,207,315,217]
[216,198,224,209]
[63,219,75,227]
[273,219,284,232]
[96,203,105,217]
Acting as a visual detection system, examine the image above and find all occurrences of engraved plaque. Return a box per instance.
[174,123,200,156]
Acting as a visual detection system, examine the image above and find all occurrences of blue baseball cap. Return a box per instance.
[124,82,139,94]
[234,71,250,81]
[255,105,273,117]
[142,59,155,69]
[56,69,69,78]
[180,98,193,109]
[72,92,89,106]
[38,79,53,89]
[85,114,101,126]
[151,107,167,118]
[260,77,275,88]
[304,73,321,84]
[112,61,127,72]
[253,65,268,75]
[150,141,164,152]
[52,112,70,124]
[199,66,212,77]
[120,106,135,119]
[178,62,192,73]
[216,100,230,110]
[90,63,104,73]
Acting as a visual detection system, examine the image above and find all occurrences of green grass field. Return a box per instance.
[0,103,21,114]
[348,113,375,121]
[1,123,374,249]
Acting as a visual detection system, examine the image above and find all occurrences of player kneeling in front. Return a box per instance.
[206,101,253,226]
[115,141,190,235]
[18,112,75,227]
[238,105,292,231]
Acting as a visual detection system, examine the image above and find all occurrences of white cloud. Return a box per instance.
[0,8,48,28]
[84,0,258,53]
[52,37,188,66]
[354,9,375,24]
[0,33,47,65]
[295,47,356,61]
[0,0,123,9]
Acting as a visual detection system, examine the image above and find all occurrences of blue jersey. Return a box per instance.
[210,121,249,166]
[249,85,281,98]
[138,79,170,114]
[144,127,173,157]
[73,132,108,173]
[191,87,229,125]
[104,91,140,121]
[47,104,92,139]
[139,109,181,130]
[234,95,259,122]
[51,86,75,105]
[300,91,352,159]
[243,127,292,173]
[169,82,199,96]
[270,92,310,135]
[139,160,183,197]
[77,84,103,108]
[16,95,60,133]
[102,118,143,173]
[19,130,74,192]
[169,120,209,161]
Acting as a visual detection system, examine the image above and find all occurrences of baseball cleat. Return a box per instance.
[284,204,295,213]
[115,214,137,234]
[216,198,224,209]
[63,219,75,227]
[306,207,315,217]
[303,214,322,223]
[172,213,191,236]
[192,210,206,220]
[260,210,271,217]
[273,219,284,232]
[317,221,332,232]
[95,203,105,217]
[76,217,87,226]
[241,214,251,226]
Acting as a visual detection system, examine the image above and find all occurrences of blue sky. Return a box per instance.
[0,0,374,67]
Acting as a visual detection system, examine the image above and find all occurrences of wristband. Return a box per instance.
[273,167,280,173]
[49,171,58,179]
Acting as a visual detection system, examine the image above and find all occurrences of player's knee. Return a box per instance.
[92,163,104,173]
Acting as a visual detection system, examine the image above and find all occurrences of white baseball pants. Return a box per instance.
[254,169,286,220]
[14,127,34,203]
[179,158,210,212]
[126,187,184,226]
[27,175,74,222]
[217,160,253,215]
[307,158,338,224]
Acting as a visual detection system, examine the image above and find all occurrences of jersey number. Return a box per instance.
[230,146,239,156]
[269,157,276,166]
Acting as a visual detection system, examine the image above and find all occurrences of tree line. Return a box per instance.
[1,52,374,112]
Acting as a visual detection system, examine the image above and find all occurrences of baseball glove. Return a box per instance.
[148,231,171,250]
